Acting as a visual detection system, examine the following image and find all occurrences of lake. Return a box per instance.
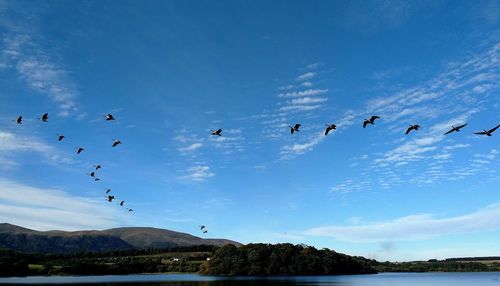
[0,272,499,285]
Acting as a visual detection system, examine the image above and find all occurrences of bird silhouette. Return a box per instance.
[105,188,112,194]
[211,129,222,136]
[127,208,133,212]
[405,124,421,135]
[202,230,208,234]
[119,200,124,206]
[14,116,22,124]
[363,116,380,128]
[112,139,122,147]
[87,172,96,177]
[57,134,65,141]
[105,114,115,121]
[106,195,115,202]
[289,124,301,134]
[40,113,49,122]
[76,147,85,154]
[94,164,101,170]
[474,124,500,136]
[94,178,100,182]
[324,124,337,135]
[200,225,206,230]
[444,123,468,135]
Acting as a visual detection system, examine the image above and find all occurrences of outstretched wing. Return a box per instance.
[456,123,467,129]
[488,124,500,133]
[444,128,454,135]
[370,116,380,122]
[325,127,331,135]
[474,131,487,135]
[294,124,301,130]
[405,127,412,135]
[363,121,368,128]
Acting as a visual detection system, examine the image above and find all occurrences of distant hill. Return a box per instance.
[0,223,240,254]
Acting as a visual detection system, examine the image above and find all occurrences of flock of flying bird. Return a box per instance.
[268,115,500,137]
[11,111,499,236]
[13,113,132,213]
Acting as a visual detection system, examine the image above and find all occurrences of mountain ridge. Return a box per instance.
[0,223,240,253]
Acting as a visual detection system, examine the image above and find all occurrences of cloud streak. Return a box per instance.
[0,178,125,230]
[305,202,500,242]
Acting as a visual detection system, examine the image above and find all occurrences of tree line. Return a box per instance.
[199,243,377,275]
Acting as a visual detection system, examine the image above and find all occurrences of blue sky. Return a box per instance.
[1,0,500,261]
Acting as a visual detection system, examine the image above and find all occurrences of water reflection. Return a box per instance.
[1,273,500,285]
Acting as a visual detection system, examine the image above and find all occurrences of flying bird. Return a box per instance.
[405,124,421,135]
[57,134,65,141]
[200,225,206,230]
[14,116,22,124]
[127,208,133,212]
[87,172,96,177]
[40,113,49,122]
[474,124,500,136]
[324,124,337,135]
[444,123,468,135]
[94,164,101,170]
[106,195,115,202]
[105,188,112,194]
[112,139,122,147]
[119,201,124,206]
[105,114,115,121]
[76,147,85,154]
[202,230,208,234]
[211,129,222,136]
[94,178,100,182]
[363,116,380,128]
[289,123,301,134]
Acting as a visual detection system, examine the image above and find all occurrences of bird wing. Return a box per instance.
[474,131,487,135]
[405,127,412,135]
[363,121,368,128]
[444,129,454,135]
[290,127,294,134]
[456,123,467,129]
[325,127,330,135]
[294,124,301,129]
[370,116,380,122]
[488,124,500,133]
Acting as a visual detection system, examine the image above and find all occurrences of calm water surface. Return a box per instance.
[0,272,499,285]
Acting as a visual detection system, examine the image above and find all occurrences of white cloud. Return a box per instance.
[178,142,203,152]
[278,88,328,98]
[2,32,78,116]
[0,130,73,168]
[280,132,325,159]
[0,178,125,230]
[288,97,328,105]
[295,72,315,81]
[182,165,215,182]
[279,104,323,112]
[305,202,500,242]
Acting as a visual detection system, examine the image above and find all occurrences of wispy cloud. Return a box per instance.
[0,178,125,230]
[0,130,73,168]
[178,142,203,152]
[1,7,79,116]
[280,132,325,160]
[208,128,245,154]
[295,72,315,81]
[278,88,328,98]
[305,202,500,242]
[182,165,215,182]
